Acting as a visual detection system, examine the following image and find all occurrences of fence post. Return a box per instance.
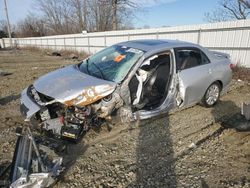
[104,34,107,47]
[54,39,56,50]
[74,37,76,51]
[197,28,202,45]
[87,36,90,54]
[2,38,5,48]
[15,38,17,48]
[156,31,159,39]
[64,38,66,50]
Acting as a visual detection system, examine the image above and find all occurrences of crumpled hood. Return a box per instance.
[33,65,116,106]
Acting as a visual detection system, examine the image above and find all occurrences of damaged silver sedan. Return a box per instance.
[13,39,232,187]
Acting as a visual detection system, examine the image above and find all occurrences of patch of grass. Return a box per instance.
[59,49,89,60]
[20,46,89,60]
[20,46,42,53]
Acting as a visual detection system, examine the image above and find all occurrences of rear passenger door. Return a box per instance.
[175,47,213,106]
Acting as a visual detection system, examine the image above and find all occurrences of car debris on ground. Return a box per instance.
[51,52,61,57]
[9,126,64,187]
[0,69,12,77]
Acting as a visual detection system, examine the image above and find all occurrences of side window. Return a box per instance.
[175,48,209,70]
[201,51,210,65]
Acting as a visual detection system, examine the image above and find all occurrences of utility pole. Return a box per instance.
[3,0,12,47]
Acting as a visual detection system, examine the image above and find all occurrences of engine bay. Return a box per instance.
[27,85,123,142]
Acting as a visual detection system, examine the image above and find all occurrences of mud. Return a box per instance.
[0,49,250,187]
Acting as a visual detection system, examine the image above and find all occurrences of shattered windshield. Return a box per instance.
[79,45,144,83]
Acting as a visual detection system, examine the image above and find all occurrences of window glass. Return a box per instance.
[175,48,210,70]
[79,45,144,83]
[201,51,210,65]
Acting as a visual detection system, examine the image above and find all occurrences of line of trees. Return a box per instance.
[1,0,138,38]
[0,20,15,38]
[205,0,250,22]
[0,0,250,38]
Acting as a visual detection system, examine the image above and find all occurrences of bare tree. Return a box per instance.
[239,0,250,8]
[82,0,135,31]
[0,20,15,38]
[35,0,75,34]
[14,0,137,37]
[68,0,89,32]
[205,0,250,22]
[0,20,8,38]
[0,20,8,34]
[72,0,85,31]
[111,0,137,30]
[204,9,232,22]
[87,0,113,31]
[15,14,48,37]
[99,0,137,30]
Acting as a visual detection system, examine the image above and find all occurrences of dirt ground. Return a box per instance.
[0,49,250,188]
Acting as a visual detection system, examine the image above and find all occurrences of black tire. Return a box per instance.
[202,82,221,108]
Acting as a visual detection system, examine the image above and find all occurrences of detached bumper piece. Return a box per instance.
[10,127,65,188]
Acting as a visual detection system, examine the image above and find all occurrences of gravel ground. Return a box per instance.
[0,49,250,188]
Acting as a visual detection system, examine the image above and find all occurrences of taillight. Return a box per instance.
[229,63,235,70]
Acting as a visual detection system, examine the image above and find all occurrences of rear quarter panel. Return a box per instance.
[210,56,232,94]
[178,63,214,105]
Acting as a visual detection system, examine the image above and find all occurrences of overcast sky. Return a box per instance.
[0,0,219,28]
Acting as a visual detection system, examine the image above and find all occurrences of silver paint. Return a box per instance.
[21,39,232,121]
[33,65,116,102]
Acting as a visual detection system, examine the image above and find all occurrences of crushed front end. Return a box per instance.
[20,83,122,141]
[9,84,123,187]
[10,61,133,187]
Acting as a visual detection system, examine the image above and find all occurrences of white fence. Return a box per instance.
[1,19,250,67]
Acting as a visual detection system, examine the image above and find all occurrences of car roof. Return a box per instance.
[117,39,199,52]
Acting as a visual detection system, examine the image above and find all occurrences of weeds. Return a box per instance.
[20,46,89,60]
[232,65,250,82]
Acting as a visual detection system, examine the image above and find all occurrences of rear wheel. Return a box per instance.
[202,82,221,107]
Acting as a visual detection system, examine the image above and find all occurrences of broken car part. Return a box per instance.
[9,127,64,188]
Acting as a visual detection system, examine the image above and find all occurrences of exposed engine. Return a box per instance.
[28,85,123,141]
[36,104,103,141]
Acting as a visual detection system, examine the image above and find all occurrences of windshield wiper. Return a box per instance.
[86,58,90,74]
[91,62,105,80]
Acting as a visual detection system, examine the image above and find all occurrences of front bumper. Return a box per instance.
[20,87,41,119]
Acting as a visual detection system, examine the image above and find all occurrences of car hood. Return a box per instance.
[33,65,116,106]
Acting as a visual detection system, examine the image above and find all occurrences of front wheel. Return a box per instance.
[202,82,221,107]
